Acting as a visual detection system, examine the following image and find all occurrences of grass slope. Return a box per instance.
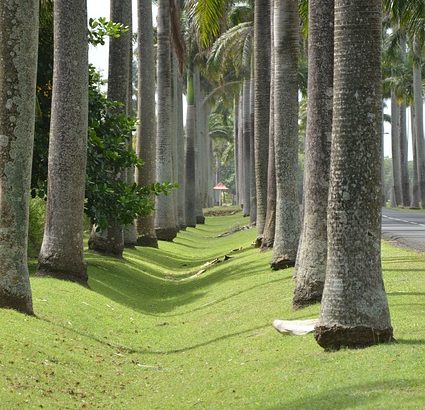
[1,212,425,409]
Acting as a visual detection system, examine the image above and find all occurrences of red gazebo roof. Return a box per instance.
[213,182,229,190]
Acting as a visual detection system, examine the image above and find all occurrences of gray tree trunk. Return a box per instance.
[261,0,276,251]
[155,0,178,240]
[399,34,410,207]
[0,0,38,313]
[38,0,89,280]
[171,52,180,230]
[136,0,158,248]
[411,105,420,208]
[237,94,244,208]
[293,0,334,308]
[315,0,393,350]
[249,76,256,225]
[413,36,425,208]
[270,0,300,269]
[123,12,138,247]
[177,77,186,228]
[242,79,251,217]
[185,69,197,227]
[254,0,271,236]
[89,0,132,256]
[234,97,240,204]
[391,92,402,206]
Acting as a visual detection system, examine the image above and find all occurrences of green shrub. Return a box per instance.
[28,197,46,258]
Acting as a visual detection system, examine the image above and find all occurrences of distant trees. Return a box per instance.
[0,0,39,313]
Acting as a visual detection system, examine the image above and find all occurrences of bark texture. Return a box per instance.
[261,1,276,251]
[270,0,300,269]
[315,0,393,350]
[0,0,39,313]
[293,0,334,308]
[176,78,186,229]
[38,0,88,283]
[136,0,158,248]
[411,106,420,208]
[254,0,271,236]
[391,92,402,206]
[242,79,251,217]
[155,0,178,241]
[185,70,197,227]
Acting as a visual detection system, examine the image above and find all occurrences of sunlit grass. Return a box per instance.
[2,212,425,409]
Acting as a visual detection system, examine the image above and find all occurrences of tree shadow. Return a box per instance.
[395,339,425,345]
[265,379,422,410]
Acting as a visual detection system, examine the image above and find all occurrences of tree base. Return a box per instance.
[196,215,205,224]
[179,225,187,231]
[292,281,324,310]
[0,289,34,315]
[136,235,159,248]
[155,227,178,241]
[88,237,123,258]
[270,257,295,270]
[315,325,394,351]
[260,238,274,251]
[255,236,263,248]
[36,262,88,286]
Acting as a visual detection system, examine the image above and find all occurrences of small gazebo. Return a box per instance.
[213,182,229,206]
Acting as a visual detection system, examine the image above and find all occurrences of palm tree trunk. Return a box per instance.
[237,93,244,208]
[249,76,257,225]
[413,36,425,208]
[254,0,271,237]
[411,105,420,208]
[136,0,158,248]
[391,91,402,206]
[38,0,89,280]
[234,97,240,204]
[89,0,132,256]
[293,0,334,308]
[261,0,276,251]
[270,0,300,269]
[155,0,178,240]
[399,33,410,207]
[315,0,393,350]
[176,76,186,228]
[0,0,38,313]
[242,79,251,217]
[185,68,197,227]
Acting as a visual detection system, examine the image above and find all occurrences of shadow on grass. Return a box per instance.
[41,315,269,355]
[265,379,421,410]
[395,339,425,345]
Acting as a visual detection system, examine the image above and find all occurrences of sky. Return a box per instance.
[87,1,422,160]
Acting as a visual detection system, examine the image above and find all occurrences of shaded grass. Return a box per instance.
[2,213,425,409]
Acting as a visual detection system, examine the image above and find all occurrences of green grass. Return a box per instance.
[2,212,425,409]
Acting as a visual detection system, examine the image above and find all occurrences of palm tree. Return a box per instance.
[270,0,300,269]
[38,0,89,282]
[136,0,158,247]
[155,0,178,241]
[0,0,38,313]
[89,0,132,256]
[293,0,334,308]
[242,78,251,217]
[315,0,393,350]
[253,0,271,241]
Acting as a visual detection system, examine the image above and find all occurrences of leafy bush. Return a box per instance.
[28,197,46,258]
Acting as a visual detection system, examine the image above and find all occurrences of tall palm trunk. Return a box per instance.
[0,0,38,313]
[237,93,244,208]
[411,105,420,208]
[399,33,410,207]
[293,0,334,308]
[171,52,180,229]
[315,0,393,350]
[177,77,186,228]
[261,0,276,250]
[270,0,300,269]
[155,0,178,240]
[234,97,240,204]
[89,0,132,256]
[249,76,257,224]
[38,0,89,281]
[136,0,158,247]
[254,0,271,237]
[413,36,425,208]
[185,68,197,227]
[242,79,251,217]
[391,91,402,206]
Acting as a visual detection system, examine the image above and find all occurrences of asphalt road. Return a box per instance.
[382,208,425,252]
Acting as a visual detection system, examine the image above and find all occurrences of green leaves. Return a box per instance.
[88,17,129,46]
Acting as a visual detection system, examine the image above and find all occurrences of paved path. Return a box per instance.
[382,208,425,252]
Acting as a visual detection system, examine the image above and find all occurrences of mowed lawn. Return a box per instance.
[1,210,425,409]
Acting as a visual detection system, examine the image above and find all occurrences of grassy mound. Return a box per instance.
[1,212,425,408]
